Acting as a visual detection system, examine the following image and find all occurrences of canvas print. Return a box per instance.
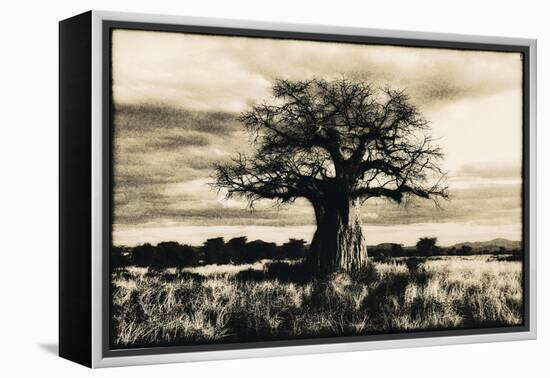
[109,28,524,349]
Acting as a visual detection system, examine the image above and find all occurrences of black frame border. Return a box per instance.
[101,19,531,358]
[59,11,93,367]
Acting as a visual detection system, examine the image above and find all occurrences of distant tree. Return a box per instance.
[459,245,473,256]
[366,246,382,258]
[214,78,447,273]
[282,238,308,259]
[132,243,155,267]
[180,245,201,266]
[247,240,277,262]
[156,241,199,267]
[202,237,227,264]
[155,242,180,267]
[390,243,404,257]
[226,236,248,263]
[244,240,278,262]
[416,237,438,256]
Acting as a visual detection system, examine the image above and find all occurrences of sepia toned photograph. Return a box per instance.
[109,28,525,349]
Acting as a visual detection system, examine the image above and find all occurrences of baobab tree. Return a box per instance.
[214,78,447,273]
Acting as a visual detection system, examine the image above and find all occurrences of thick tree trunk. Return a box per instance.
[307,198,368,273]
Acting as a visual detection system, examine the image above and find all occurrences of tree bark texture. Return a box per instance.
[307,198,368,273]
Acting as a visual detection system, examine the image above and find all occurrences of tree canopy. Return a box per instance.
[215,78,448,208]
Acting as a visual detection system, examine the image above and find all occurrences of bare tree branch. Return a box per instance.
[214,77,448,207]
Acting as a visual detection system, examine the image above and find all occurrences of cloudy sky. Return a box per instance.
[111,29,523,247]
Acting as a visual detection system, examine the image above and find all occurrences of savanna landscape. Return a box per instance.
[110,29,525,348]
[110,238,523,348]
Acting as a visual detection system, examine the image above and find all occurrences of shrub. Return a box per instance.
[264,261,313,284]
[234,268,266,282]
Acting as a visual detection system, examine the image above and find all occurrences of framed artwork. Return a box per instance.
[59,10,537,368]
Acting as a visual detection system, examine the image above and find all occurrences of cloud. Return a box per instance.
[113,104,246,175]
[113,104,241,136]
[426,90,523,172]
[112,31,272,113]
[123,133,209,154]
[112,30,522,112]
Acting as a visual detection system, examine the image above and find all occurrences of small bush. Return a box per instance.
[405,257,427,273]
[264,261,313,284]
[234,268,266,282]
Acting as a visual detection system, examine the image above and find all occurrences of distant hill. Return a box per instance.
[368,243,402,250]
[368,238,521,251]
[452,238,521,251]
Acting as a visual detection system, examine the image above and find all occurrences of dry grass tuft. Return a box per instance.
[111,255,522,348]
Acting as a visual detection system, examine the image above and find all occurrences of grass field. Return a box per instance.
[111,255,522,348]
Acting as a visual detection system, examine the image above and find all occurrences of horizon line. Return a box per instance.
[112,237,521,249]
